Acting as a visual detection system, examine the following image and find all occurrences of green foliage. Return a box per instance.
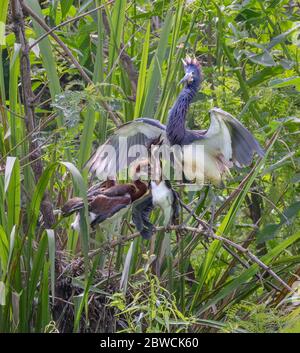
[109,261,196,333]
[222,301,284,333]
[223,301,300,333]
[0,0,299,332]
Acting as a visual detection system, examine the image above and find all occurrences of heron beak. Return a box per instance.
[179,72,193,85]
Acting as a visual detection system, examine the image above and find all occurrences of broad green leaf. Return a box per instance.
[61,0,74,19]
[0,0,9,45]
[142,11,173,117]
[134,21,151,118]
[247,66,284,88]
[268,23,300,50]
[78,3,105,168]
[46,229,55,305]
[120,242,134,294]
[0,226,8,271]
[4,157,20,234]
[269,76,300,91]
[61,162,89,268]
[246,50,276,67]
[0,281,5,305]
[25,0,63,127]
[36,261,50,332]
[27,233,48,315]
[9,43,22,152]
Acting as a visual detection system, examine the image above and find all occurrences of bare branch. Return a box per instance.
[84,222,292,292]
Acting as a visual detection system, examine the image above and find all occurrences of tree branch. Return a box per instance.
[84,222,292,292]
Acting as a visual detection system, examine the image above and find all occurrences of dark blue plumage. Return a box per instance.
[166,59,202,145]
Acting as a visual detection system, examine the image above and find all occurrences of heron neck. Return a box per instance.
[166,83,198,145]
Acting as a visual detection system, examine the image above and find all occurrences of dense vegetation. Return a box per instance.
[0,0,300,333]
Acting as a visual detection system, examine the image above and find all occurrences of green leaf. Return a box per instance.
[27,233,48,314]
[25,0,63,127]
[78,3,105,168]
[4,157,21,234]
[9,43,21,151]
[61,162,89,268]
[0,0,9,46]
[46,229,55,305]
[246,50,276,67]
[61,0,74,19]
[257,201,300,244]
[106,0,127,83]
[27,164,58,239]
[247,66,284,88]
[199,230,300,314]
[256,223,280,244]
[0,281,5,305]
[0,225,8,271]
[268,23,300,50]
[269,76,300,91]
[134,21,151,118]
[120,242,134,294]
[142,11,173,117]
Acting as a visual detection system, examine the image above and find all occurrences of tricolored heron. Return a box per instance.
[61,160,150,231]
[62,152,179,238]
[132,142,180,239]
[86,56,264,185]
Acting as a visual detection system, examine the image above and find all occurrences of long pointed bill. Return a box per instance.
[179,72,193,85]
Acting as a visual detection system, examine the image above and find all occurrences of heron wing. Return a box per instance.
[90,194,131,226]
[212,108,265,167]
[85,118,166,179]
[188,107,264,168]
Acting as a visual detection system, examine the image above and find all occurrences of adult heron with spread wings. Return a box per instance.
[86,56,264,186]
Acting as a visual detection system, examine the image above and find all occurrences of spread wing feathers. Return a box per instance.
[217,108,265,167]
[85,118,166,179]
[132,195,155,239]
[87,180,116,198]
[202,108,264,168]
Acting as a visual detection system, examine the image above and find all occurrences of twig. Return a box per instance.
[178,198,280,291]
[0,104,25,119]
[0,112,57,166]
